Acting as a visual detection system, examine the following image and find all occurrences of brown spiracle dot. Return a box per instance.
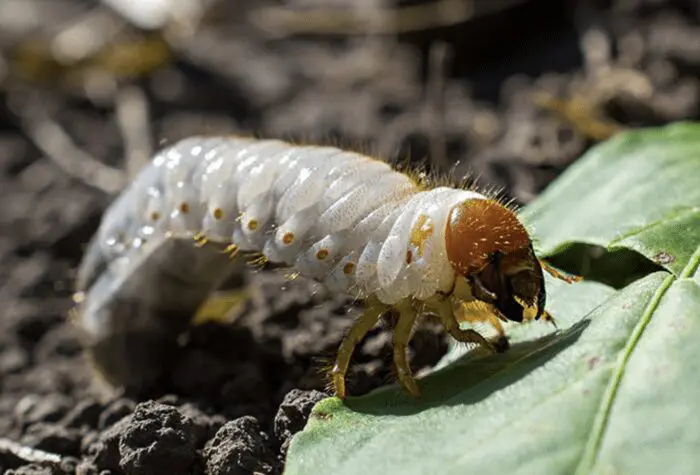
[179,202,190,214]
[283,232,294,245]
[316,249,329,260]
[213,208,223,220]
[150,211,161,222]
[343,262,355,275]
[406,249,413,264]
[248,219,258,231]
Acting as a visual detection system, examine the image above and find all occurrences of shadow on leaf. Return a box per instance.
[343,318,590,416]
[547,243,662,289]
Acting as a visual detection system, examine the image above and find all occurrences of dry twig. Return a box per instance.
[0,438,62,466]
[250,0,476,36]
[18,100,127,194]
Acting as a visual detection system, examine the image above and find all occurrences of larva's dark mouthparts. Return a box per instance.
[470,246,546,324]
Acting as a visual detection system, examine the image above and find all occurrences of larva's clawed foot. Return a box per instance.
[493,334,510,353]
[396,365,422,399]
[452,299,510,354]
[331,364,348,400]
[450,327,497,354]
[331,299,387,400]
[432,297,497,354]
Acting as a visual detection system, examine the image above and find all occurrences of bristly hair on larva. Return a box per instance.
[72,135,580,399]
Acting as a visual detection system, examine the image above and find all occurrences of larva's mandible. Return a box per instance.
[74,136,575,398]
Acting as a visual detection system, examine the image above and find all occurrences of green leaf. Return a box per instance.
[610,208,700,277]
[284,123,700,475]
[521,122,700,277]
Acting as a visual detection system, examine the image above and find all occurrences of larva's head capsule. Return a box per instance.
[445,198,545,323]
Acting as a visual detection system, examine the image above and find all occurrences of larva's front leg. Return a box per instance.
[427,298,497,354]
[453,300,510,352]
[391,299,421,398]
[331,296,388,399]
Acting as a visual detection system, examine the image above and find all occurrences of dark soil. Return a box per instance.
[1,0,699,473]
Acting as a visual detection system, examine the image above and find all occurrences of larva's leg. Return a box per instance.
[332,297,388,399]
[221,243,240,260]
[454,301,509,352]
[193,232,209,248]
[453,302,510,352]
[392,301,421,398]
[431,298,497,353]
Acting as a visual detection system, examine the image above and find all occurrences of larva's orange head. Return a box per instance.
[445,198,546,323]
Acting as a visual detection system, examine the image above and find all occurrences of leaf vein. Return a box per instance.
[679,245,700,279]
[573,272,676,474]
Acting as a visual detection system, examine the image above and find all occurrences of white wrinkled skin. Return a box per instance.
[76,136,486,338]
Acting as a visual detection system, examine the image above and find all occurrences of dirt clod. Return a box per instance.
[202,416,276,475]
[274,389,327,455]
[116,401,199,475]
[85,414,132,472]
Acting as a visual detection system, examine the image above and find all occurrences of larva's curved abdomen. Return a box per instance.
[74,135,558,395]
[78,135,485,301]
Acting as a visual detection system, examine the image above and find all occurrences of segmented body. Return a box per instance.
[74,135,565,397]
[77,137,484,330]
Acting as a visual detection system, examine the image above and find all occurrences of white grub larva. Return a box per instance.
[73,136,579,399]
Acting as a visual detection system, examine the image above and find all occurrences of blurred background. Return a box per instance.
[1,0,699,473]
